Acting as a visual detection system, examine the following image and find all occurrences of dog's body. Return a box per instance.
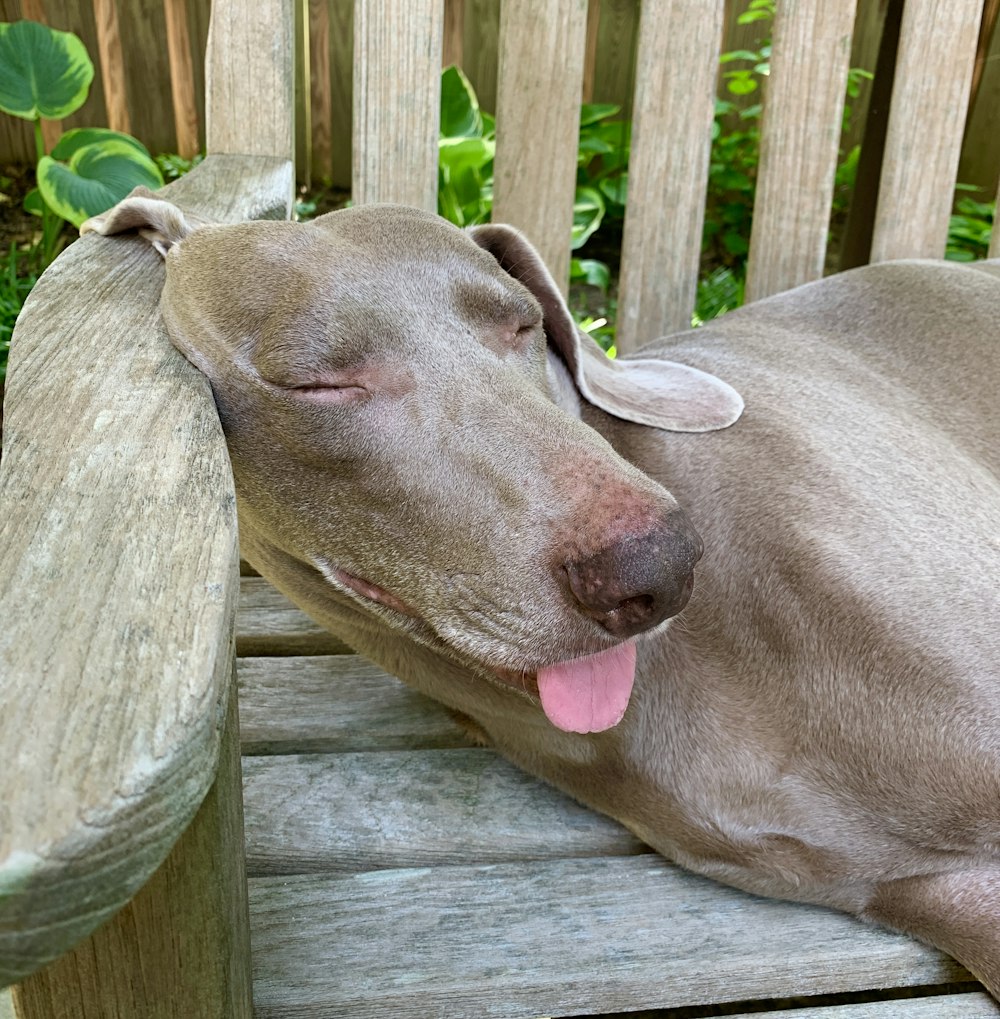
[86,197,1000,993]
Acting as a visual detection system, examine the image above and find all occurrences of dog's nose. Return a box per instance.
[561,509,703,638]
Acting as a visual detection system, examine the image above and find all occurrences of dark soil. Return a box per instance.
[0,164,45,252]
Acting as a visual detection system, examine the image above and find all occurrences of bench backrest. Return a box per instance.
[348,0,997,350]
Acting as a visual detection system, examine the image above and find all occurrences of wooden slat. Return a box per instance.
[205,0,295,161]
[328,0,354,187]
[352,0,444,209]
[236,654,473,753]
[728,992,1000,1018]
[0,155,288,988]
[870,0,982,262]
[237,576,354,657]
[248,856,969,1018]
[92,0,131,134]
[242,748,647,875]
[745,0,858,302]
[442,0,464,67]
[163,0,200,158]
[581,0,600,102]
[12,667,253,1019]
[615,0,723,349]
[308,0,333,180]
[492,0,589,292]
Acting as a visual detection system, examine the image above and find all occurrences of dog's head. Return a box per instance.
[84,192,742,733]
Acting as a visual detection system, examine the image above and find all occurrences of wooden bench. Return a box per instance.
[2,0,999,1016]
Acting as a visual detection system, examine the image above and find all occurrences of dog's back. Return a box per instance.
[578,260,1000,979]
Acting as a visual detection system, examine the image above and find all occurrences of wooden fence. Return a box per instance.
[0,0,998,201]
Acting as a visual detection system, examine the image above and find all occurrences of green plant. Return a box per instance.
[438,66,495,227]
[947,189,995,262]
[155,150,204,181]
[0,19,163,267]
[0,242,38,381]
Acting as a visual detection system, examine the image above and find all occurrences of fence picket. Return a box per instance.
[92,0,131,135]
[164,0,199,158]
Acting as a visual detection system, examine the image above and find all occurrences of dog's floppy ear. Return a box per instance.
[81,187,203,257]
[467,223,743,432]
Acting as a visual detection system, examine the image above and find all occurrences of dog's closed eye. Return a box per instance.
[282,379,370,404]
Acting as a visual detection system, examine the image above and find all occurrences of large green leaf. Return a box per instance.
[0,20,93,120]
[51,127,152,162]
[571,186,605,250]
[37,140,163,227]
[440,65,483,139]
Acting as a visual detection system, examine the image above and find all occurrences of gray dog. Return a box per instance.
[86,193,1000,996]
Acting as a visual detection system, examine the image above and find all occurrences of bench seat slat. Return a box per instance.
[247,855,968,1019]
[237,576,353,656]
[729,992,1000,1018]
[237,654,473,753]
[241,748,647,876]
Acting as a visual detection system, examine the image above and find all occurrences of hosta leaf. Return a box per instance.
[37,141,163,227]
[440,66,483,139]
[0,20,93,120]
[571,185,605,249]
[51,127,151,162]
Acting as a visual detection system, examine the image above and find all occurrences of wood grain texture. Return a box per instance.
[727,992,1000,1018]
[0,156,287,988]
[870,0,982,262]
[91,0,131,134]
[237,577,354,657]
[308,0,333,180]
[581,0,600,102]
[242,748,647,876]
[236,654,474,753]
[591,0,638,112]
[247,855,970,1018]
[745,0,858,302]
[352,0,444,209]
[163,0,200,158]
[205,0,295,159]
[960,0,1000,197]
[11,667,252,1018]
[615,0,723,350]
[492,0,589,292]
[442,0,464,68]
[460,0,500,114]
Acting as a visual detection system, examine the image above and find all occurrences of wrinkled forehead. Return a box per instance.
[160,207,539,364]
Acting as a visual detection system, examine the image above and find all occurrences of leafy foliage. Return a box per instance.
[947,189,995,262]
[0,242,38,380]
[0,20,163,262]
[0,20,93,120]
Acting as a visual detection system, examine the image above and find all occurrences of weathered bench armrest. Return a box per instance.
[0,155,292,987]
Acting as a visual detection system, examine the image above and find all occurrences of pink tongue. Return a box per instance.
[536,642,637,734]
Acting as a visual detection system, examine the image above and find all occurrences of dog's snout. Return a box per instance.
[562,509,703,638]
